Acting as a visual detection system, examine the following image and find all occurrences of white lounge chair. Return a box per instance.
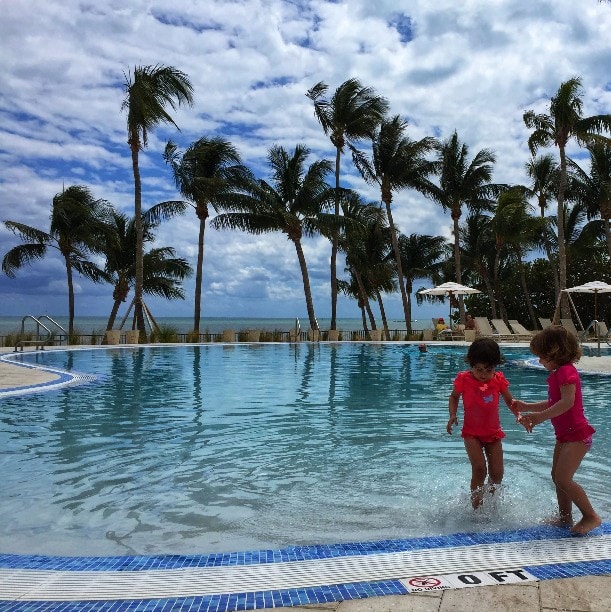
[539,317,552,329]
[508,320,534,338]
[474,317,511,340]
[560,318,581,338]
[491,319,529,341]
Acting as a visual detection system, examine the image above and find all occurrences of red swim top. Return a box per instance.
[547,363,595,443]
[453,371,509,438]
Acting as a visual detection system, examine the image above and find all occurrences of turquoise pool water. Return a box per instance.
[1,344,609,556]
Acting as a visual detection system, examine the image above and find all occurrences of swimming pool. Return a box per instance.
[1,343,609,557]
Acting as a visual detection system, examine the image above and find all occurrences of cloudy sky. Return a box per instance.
[1,0,610,325]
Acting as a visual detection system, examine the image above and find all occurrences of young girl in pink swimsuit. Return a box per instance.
[447,338,518,509]
[513,326,601,535]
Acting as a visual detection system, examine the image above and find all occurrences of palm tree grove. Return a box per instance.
[3,68,611,341]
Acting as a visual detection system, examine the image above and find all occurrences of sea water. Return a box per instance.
[1,343,608,556]
[0,316,429,335]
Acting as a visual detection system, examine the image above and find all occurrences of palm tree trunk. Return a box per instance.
[375,289,391,340]
[452,210,465,322]
[557,145,569,318]
[516,253,537,330]
[130,143,147,340]
[353,266,376,330]
[330,149,341,330]
[293,238,319,331]
[65,256,75,336]
[106,300,122,331]
[193,215,207,334]
[386,202,412,332]
[604,216,611,259]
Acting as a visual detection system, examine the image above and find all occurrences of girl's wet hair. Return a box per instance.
[465,337,502,367]
[530,326,581,364]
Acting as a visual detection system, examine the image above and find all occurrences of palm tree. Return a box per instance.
[102,209,192,331]
[164,137,251,333]
[490,189,545,327]
[211,144,334,331]
[398,233,449,327]
[337,194,396,337]
[352,115,437,331]
[524,154,561,296]
[306,78,389,330]
[122,64,194,339]
[523,76,611,315]
[427,131,501,321]
[2,185,111,335]
[568,142,611,258]
[459,211,497,317]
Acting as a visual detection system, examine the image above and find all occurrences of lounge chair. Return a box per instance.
[508,320,534,338]
[474,317,513,340]
[539,318,552,329]
[491,318,530,341]
[560,318,581,338]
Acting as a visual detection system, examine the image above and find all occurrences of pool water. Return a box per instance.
[1,344,609,556]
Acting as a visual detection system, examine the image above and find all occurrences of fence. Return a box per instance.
[1,327,426,348]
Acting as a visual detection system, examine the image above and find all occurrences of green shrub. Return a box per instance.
[150,325,179,343]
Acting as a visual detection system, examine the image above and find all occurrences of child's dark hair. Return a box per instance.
[465,337,502,367]
[530,326,581,365]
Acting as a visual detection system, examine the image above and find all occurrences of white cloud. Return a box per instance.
[1,0,610,323]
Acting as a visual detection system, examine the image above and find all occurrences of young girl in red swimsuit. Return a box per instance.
[447,338,518,509]
[513,326,601,535]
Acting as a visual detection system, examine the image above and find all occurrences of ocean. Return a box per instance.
[0,316,429,335]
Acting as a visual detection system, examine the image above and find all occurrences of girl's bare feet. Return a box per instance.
[543,514,573,528]
[571,514,602,536]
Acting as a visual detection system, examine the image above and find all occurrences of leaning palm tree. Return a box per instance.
[427,131,501,322]
[306,78,389,330]
[523,76,611,315]
[352,115,437,332]
[164,137,252,333]
[2,185,111,335]
[102,209,192,331]
[211,144,334,331]
[122,64,194,339]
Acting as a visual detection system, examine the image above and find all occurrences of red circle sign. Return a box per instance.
[408,577,441,588]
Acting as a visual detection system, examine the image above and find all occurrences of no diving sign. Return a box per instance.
[402,568,538,592]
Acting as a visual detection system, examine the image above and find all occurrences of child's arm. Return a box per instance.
[512,398,549,413]
[526,384,576,427]
[447,390,460,434]
[501,389,521,421]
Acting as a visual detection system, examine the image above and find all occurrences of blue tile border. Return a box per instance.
[0,353,96,396]
[2,523,609,571]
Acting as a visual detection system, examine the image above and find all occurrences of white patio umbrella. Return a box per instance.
[564,280,611,321]
[418,282,481,321]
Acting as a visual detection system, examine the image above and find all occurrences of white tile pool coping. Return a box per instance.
[1,346,609,609]
[0,526,610,609]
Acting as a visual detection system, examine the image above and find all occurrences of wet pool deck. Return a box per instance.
[1,345,610,611]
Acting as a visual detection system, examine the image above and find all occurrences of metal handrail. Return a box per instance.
[36,315,67,335]
[16,315,54,351]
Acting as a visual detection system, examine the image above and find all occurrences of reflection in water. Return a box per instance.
[0,344,609,557]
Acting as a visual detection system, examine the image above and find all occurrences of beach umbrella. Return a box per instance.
[418,282,481,321]
[563,280,611,321]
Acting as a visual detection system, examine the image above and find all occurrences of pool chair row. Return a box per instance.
[474,317,534,341]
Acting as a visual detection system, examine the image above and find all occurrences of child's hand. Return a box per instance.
[518,413,535,433]
[512,399,527,413]
[446,416,458,434]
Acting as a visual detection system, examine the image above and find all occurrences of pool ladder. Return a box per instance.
[14,315,67,351]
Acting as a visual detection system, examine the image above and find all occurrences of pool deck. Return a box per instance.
[1,345,610,611]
